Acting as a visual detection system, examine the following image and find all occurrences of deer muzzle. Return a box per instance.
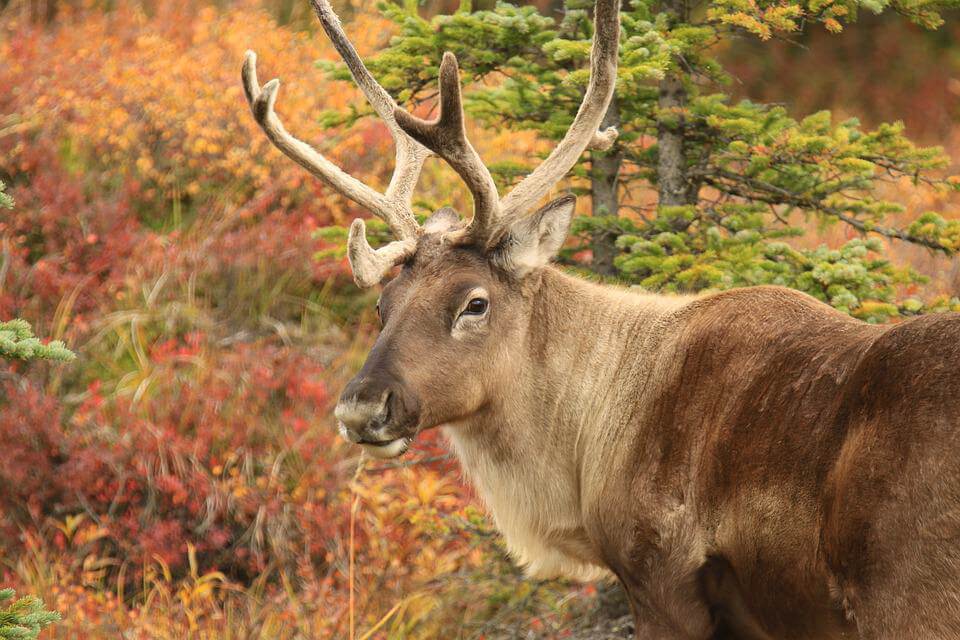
[335,374,421,459]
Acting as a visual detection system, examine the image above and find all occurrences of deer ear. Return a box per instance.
[494,195,576,277]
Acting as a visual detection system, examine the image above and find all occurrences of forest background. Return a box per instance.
[1,0,958,637]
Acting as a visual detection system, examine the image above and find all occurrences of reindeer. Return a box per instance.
[242,0,960,637]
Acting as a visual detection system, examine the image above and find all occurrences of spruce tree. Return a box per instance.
[0,319,74,363]
[0,183,74,362]
[0,589,59,640]
[321,0,960,322]
[0,180,13,211]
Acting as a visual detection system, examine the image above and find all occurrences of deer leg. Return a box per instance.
[697,556,773,640]
[623,595,710,640]
[613,553,776,640]
[614,563,714,640]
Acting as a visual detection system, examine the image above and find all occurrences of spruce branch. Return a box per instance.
[0,588,60,640]
[0,320,76,363]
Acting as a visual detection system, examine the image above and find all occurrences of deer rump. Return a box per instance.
[605,287,960,639]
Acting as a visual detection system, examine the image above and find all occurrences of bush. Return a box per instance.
[0,3,548,636]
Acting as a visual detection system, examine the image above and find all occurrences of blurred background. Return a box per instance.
[0,0,958,637]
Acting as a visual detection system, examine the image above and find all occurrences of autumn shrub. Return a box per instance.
[0,1,582,637]
[1,3,364,585]
[0,0,348,593]
[1,0,959,638]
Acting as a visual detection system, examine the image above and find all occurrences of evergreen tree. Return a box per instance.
[0,589,59,640]
[321,0,960,322]
[0,184,74,362]
[0,180,13,211]
[0,319,74,362]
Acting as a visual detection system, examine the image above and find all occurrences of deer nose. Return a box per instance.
[334,384,392,443]
[335,374,421,448]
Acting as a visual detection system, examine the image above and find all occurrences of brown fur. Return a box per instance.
[337,232,960,639]
[236,0,960,634]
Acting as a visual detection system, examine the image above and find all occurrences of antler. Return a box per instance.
[346,219,416,288]
[394,53,501,242]
[243,0,620,281]
[394,0,620,247]
[242,0,429,287]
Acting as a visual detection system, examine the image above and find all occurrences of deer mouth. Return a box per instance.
[358,437,411,459]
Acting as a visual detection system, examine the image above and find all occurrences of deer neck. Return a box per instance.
[443,267,689,580]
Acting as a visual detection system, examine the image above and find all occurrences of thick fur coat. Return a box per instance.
[446,268,960,639]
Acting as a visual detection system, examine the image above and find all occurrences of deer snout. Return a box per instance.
[335,377,420,459]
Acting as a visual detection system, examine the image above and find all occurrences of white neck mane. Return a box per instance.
[444,269,691,580]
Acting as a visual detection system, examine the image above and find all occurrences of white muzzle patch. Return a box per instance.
[360,437,410,459]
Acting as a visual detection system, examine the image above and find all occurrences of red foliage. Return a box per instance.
[0,341,340,582]
[0,0,397,594]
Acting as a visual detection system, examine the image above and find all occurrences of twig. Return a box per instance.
[704,169,955,254]
[349,454,366,640]
[365,453,454,473]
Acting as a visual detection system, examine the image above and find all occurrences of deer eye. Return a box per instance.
[462,298,488,316]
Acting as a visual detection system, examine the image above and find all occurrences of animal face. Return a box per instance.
[334,199,575,458]
[242,0,617,457]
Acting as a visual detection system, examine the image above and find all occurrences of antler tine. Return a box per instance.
[346,219,416,288]
[394,53,501,241]
[309,0,431,211]
[243,53,400,226]
[243,0,431,242]
[498,0,621,223]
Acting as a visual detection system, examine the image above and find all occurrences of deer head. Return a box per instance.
[243,0,620,458]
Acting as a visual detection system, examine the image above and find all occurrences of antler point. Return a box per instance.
[251,79,280,121]
[349,218,367,235]
[588,126,619,151]
[241,51,262,105]
[262,79,280,105]
[393,106,423,132]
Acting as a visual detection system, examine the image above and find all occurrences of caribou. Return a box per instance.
[242,0,960,637]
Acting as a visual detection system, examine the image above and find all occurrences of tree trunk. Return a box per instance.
[590,97,622,276]
[657,73,691,207]
[657,0,695,212]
